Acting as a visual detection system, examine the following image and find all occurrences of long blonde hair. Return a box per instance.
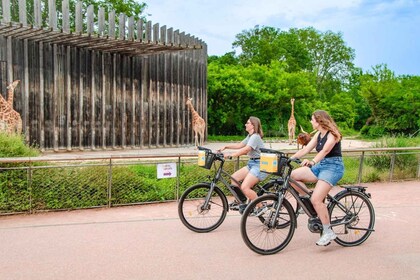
[313,110,342,141]
[249,116,264,138]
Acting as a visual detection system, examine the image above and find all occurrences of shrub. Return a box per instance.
[0,132,39,158]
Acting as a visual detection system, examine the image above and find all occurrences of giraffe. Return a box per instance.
[287,98,296,145]
[186,97,206,147]
[0,80,22,134]
[6,80,20,108]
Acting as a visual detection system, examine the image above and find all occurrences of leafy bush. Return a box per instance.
[0,132,39,158]
[366,136,418,174]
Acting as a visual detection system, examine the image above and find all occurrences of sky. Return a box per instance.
[145,0,420,76]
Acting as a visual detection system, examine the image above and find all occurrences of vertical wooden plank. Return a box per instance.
[75,1,83,33]
[91,51,95,149]
[167,28,174,45]
[62,0,70,32]
[145,21,152,42]
[137,19,144,42]
[130,57,136,147]
[174,30,180,146]
[121,56,126,148]
[39,41,45,151]
[48,0,57,30]
[109,10,116,39]
[6,37,12,83]
[23,39,29,141]
[34,0,41,28]
[161,25,167,146]
[139,57,146,148]
[53,44,58,151]
[148,55,153,147]
[153,23,159,44]
[111,53,116,149]
[78,49,84,150]
[101,54,106,149]
[87,5,94,35]
[98,7,105,36]
[66,46,71,150]
[18,0,27,26]
[2,0,10,23]
[128,17,134,40]
[119,13,126,40]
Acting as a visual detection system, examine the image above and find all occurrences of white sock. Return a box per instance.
[322,224,331,233]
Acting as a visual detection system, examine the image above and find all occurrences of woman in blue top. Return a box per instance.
[290,110,344,246]
[218,116,267,211]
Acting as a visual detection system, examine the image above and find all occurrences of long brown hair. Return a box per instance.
[249,116,264,138]
[313,110,342,141]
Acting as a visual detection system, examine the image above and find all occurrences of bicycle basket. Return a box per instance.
[198,148,215,169]
[260,148,288,176]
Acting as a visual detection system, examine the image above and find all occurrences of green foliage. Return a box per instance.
[208,60,317,135]
[0,133,40,158]
[359,65,420,136]
[366,137,418,173]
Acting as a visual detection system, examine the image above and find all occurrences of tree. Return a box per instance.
[233,25,310,72]
[359,64,420,135]
[291,27,356,97]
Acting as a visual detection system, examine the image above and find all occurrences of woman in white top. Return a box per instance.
[218,116,267,212]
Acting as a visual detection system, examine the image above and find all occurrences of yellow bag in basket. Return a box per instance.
[198,150,206,167]
[260,153,278,173]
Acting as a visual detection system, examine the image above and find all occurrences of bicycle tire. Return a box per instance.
[178,183,228,233]
[240,194,296,255]
[329,191,375,246]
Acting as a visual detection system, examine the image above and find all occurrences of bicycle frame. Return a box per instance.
[202,154,246,210]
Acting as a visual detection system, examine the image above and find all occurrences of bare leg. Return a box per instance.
[311,180,332,225]
[290,167,317,195]
[241,173,259,201]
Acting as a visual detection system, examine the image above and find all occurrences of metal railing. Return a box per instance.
[0,147,419,215]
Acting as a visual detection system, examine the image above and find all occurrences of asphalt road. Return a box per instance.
[1,180,419,280]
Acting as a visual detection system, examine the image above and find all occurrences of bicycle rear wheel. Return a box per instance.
[240,194,296,255]
[329,191,375,246]
[178,183,228,233]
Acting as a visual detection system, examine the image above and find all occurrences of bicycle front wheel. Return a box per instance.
[329,191,375,246]
[241,194,296,255]
[178,183,228,233]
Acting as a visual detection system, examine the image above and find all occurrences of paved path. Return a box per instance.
[1,181,419,280]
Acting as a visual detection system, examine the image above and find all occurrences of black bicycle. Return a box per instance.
[240,148,375,255]
[178,146,281,233]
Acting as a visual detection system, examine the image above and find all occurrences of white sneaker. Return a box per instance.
[316,230,337,246]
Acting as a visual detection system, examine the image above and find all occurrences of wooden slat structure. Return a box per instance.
[0,0,207,151]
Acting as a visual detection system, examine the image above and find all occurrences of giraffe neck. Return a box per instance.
[290,101,295,120]
[7,87,14,108]
[188,103,199,120]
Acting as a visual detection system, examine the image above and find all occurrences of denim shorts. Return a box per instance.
[247,159,268,181]
[310,157,344,186]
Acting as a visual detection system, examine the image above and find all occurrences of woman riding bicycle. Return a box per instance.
[218,116,268,213]
[290,110,344,246]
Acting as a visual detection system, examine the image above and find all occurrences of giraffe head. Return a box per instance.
[291,98,295,105]
[7,80,20,90]
[186,97,193,106]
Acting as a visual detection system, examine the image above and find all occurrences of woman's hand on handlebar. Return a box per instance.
[300,159,314,167]
[220,152,232,159]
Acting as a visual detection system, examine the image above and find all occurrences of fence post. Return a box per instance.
[28,164,33,214]
[357,151,365,184]
[389,150,396,182]
[176,156,181,201]
[108,158,113,208]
